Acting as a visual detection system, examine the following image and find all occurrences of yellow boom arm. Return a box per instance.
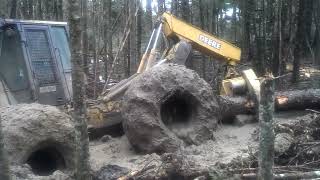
[162,12,241,65]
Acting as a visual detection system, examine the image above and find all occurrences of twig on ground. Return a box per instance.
[288,142,320,165]
[237,170,320,180]
[306,109,320,114]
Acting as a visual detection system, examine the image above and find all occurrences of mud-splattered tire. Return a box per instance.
[122,64,219,154]
[1,104,76,175]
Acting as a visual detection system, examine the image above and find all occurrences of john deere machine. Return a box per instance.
[88,12,260,129]
[0,13,260,131]
[0,18,72,106]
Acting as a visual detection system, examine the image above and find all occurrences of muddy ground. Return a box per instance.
[89,110,310,175]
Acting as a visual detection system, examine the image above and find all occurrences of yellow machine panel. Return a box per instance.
[162,12,241,65]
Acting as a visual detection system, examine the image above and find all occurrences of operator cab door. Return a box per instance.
[22,25,66,106]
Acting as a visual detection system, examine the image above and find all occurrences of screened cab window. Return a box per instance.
[51,26,71,71]
[0,26,29,91]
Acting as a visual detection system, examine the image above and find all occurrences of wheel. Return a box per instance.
[1,104,76,176]
[122,64,219,154]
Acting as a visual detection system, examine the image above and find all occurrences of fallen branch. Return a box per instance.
[229,163,320,174]
[306,109,320,114]
[238,170,320,180]
[288,142,320,165]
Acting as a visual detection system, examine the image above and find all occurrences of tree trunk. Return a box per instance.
[124,0,131,77]
[136,2,142,62]
[292,0,311,83]
[181,0,190,22]
[103,0,112,80]
[106,0,113,80]
[27,0,34,19]
[92,0,98,96]
[209,0,217,34]
[171,0,178,15]
[67,0,91,179]
[304,0,313,56]
[0,117,10,180]
[37,0,43,19]
[9,0,17,18]
[129,0,136,75]
[146,0,153,31]
[158,0,165,15]
[232,0,237,43]
[81,0,89,75]
[258,77,275,180]
[314,0,320,65]
[54,0,59,20]
[314,28,320,65]
[21,1,28,19]
[0,0,6,17]
[271,0,281,76]
[241,0,255,62]
[45,0,52,20]
[58,0,63,20]
[199,0,206,79]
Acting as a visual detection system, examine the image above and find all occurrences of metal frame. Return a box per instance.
[4,19,67,26]
[1,19,72,105]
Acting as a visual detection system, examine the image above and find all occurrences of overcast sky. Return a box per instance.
[140,0,236,18]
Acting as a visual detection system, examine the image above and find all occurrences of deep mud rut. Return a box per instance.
[89,110,310,173]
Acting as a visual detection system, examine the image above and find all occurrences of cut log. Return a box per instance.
[218,96,255,122]
[219,89,320,121]
[275,89,320,111]
[238,171,320,180]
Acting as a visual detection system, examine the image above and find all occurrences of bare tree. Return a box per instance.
[171,0,178,15]
[136,1,142,61]
[0,0,6,17]
[104,0,113,79]
[57,0,63,20]
[37,0,43,19]
[81,0,89,75]
[9,0,17,18]
[199,0,206,78]
[146,0,153,31]
[292,0,311,83]
[181,0,190,22]
[67,0,91,179]
[158,0,165,14]
[241,0,253,62]
[44,0,52,20]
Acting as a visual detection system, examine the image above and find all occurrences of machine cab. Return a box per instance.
[0,19,72,106]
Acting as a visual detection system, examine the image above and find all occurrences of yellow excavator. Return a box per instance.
[87,12,260,130]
